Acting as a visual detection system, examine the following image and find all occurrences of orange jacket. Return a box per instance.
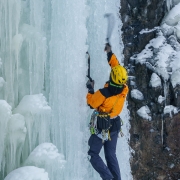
[86,52,128,118]
[108,53,119,68]
[86,84,128,118]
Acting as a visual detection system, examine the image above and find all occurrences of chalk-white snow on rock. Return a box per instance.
[171,69,180,88]
[5,114,27,174]
[164,105,178,117]
[149,73,162,87]
[24,143,66,180]
[162,3,180,26]
[137,106,152,121]
[158,95,166,104]
[166,0,180,11]
[4,166,49,180]
[133,31,178,81]
[132,34,166,65]
[13,94,51,161]
[0,100,12,169]
[130,89,144,101]
[161,3,180,40]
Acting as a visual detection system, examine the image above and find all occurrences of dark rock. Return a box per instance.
[120,0,180,179]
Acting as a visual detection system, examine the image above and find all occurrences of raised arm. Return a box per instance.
[104,43,120,68]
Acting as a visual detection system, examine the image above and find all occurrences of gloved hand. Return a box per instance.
[104,43,111,53]
[86,79,94,93]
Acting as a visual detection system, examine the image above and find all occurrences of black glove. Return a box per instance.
[86,80,94,94]
[104,43,111,53]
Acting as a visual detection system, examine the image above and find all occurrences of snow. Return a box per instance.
[139,27,159,34]
[158,95,166,104]
[137,106,152,121]
[162,3,180,26]
[171,69,180,87]
[162,3,180,41]
[164,105,178,115]
[130,89,144,100]
[149,73,162,87]
[4,166,49,180]
[24,143,66,180]
[132,34,166,64]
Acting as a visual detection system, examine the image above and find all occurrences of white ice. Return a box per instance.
[0,77,5,88]
[0,0,133,179]
[13,94,51,161]
[0,100,12,170]
[6,114,27,174]
[4,166,49,180]
[24,143,66,180]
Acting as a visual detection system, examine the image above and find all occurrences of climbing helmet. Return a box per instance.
[110,65,128,85]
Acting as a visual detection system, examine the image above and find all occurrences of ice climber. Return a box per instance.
[86,43,129,180]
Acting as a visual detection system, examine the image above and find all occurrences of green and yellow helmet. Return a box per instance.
[110,65,128,85]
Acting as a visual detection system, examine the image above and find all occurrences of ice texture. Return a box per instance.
[24,143,66,180]
[0,100,12,170]
[0,0,133,179]
[6,114,27,174]
[13,94,51,161]
[4,166,49,180]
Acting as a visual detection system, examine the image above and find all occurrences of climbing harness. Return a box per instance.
[89,96,121,142]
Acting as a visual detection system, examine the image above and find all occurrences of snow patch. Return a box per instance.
[158,95,166,104]
[137,106,152,121]
[149,73,162,87]
[171,69,180,87]
[162,3,180,26]
[130,89,144,100]
[164,105,178,115]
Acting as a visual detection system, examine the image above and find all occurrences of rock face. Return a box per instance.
[120,1,180,179]
[120,0,167,66]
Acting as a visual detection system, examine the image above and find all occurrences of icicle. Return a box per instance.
[166,0,173,11]
[0,100,12,170]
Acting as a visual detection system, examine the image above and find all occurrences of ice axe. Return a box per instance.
[104,13,115,45]
[86,51,93,81]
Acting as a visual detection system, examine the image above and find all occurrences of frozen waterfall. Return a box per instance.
[0,0,132,179]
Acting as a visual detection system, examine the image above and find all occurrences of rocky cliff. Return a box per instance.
[120,0,180,179]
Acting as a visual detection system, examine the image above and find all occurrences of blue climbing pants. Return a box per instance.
[88,131,121,180]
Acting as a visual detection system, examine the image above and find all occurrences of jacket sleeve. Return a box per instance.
[107,51,119,68]
[86,90,106,109]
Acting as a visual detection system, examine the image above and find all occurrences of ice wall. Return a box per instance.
[0,0,132,179]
